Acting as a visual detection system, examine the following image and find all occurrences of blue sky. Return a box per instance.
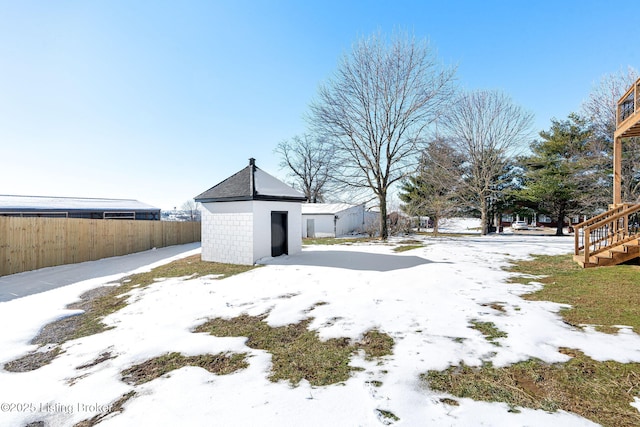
[1,1,638,210]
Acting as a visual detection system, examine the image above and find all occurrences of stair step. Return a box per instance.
[574,208,640,267]
[595,251,613,259]
[573,254,598,268]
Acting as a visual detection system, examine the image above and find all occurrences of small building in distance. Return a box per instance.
[0,195,161,220]
[301,203,372,238]
[195,158,307,265]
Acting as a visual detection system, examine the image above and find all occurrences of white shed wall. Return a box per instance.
[200,201,254,265]
[335,205,365,236]
[201,200,302,265]
[302,214,335,238]
[302,205,366,237]
[253,201,302,261]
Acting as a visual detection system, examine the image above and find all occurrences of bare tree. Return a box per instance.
[181,200,199,221]
[308,31,456,239]
[582,67,638,142]
[441,90,533,235]
[582,67,640,202]
[275,134,334,203]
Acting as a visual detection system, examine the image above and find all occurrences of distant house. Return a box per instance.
[161,209,201,222]
[301,203,372,238]
[194,158,307,265]
[0,195,160,220]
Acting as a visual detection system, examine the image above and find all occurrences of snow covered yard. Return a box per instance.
[1,230,639,426]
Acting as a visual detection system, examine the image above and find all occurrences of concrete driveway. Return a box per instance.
[0,243,201,303]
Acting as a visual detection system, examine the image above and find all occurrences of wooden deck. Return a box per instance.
[574,78,640,267]
[613,78,640,205]
[573,203,640,267]
[615,78,640,139]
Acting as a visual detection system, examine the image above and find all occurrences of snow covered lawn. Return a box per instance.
[1,229,639,426]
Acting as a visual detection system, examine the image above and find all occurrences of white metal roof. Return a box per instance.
[254,169,306,199]
[0,195,159,211]
[301,203,360,215]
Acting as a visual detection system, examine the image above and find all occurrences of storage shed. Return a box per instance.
[0,195,160,220]
[301,203,370,238]
[194,158,307,265]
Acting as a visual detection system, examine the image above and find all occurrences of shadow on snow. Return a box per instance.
[261,250,439,272]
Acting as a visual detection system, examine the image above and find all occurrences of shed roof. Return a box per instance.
[0,195,159,212]
[194,158,307,203]
[301,203,361,215]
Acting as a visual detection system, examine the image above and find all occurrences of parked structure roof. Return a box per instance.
[0,195,159,212]
[194,158,307,203]
[0,195,160,220]
[301,203,360,215]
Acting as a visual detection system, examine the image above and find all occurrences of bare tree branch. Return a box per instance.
[308,31,456,238]
[441,90,534,235]
[581,67,640,202]
[275,134,335,203]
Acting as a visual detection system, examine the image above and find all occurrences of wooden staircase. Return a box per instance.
[573,203,640,267]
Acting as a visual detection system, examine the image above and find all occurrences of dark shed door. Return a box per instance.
[271,211,288,257]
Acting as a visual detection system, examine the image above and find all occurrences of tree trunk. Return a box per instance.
[379,193,388,240]
[480,197,489,235]
[555,210,565,236]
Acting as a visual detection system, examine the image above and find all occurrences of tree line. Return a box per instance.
[276,30,639,238]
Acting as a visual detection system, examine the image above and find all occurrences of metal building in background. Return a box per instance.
[0,195,161,220]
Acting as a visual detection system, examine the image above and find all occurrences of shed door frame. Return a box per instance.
[271,211,288,257]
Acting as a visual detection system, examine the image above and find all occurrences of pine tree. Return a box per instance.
[516,114,607,235]
[399,138,463,234]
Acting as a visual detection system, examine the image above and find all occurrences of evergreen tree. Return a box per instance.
[399,138,463,234]
[516,114,606,235]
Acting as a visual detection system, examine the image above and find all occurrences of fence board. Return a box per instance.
[0,217,201,277]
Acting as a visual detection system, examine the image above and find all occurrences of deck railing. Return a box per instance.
[617,78,640,126]
[574,204,640,265]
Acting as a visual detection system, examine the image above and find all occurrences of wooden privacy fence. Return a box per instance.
[0,217,201,277]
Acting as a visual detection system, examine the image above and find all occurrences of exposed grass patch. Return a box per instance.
[392,244,424,253]
[439,397,459,406]
[117,254,256,288]
[376,409,400,423]
[422,349,640,427]
[3,346,61,372]
[73,391,136,427]
[481,302,507,313]
[469,320,507,346]
[70,255,256,340]
[415,231,478,238]
[121,352,248,386]
[303,237,374,246]
[5,256,256,373]
[76,351,116,370]
[423,254,640,426]
[193,314,394,386]
[397,239,422,244]
[358,330,395,359]
[509,254,640,333]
